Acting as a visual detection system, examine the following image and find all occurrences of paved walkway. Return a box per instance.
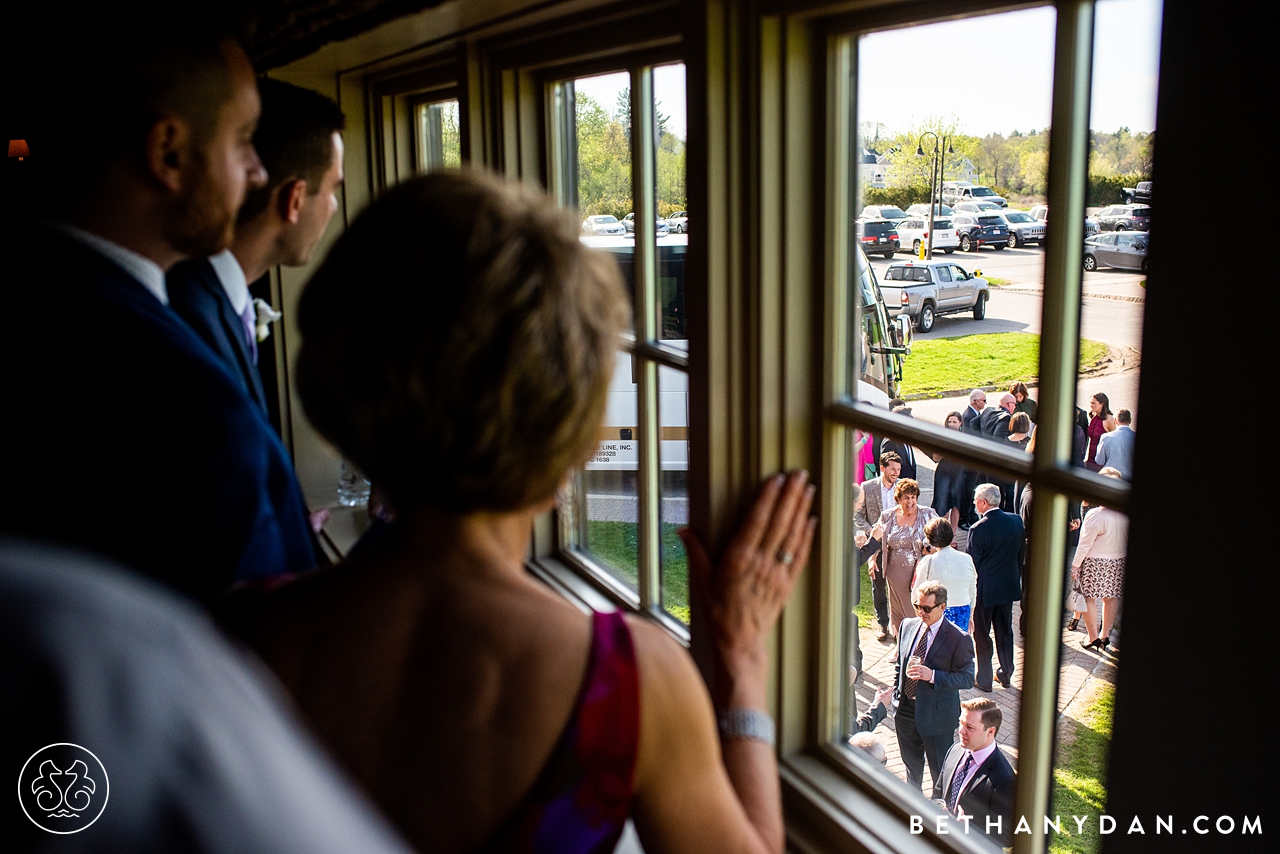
[852,571,1119,795]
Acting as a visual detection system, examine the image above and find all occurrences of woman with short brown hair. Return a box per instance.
[225,169,814,854]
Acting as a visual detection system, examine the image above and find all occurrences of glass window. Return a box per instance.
[554,62,690,622]
[415,99,460,171]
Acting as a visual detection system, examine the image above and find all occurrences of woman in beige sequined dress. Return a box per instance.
[876,478,937,635]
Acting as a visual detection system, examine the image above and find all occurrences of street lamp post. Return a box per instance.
[916,132,954,260]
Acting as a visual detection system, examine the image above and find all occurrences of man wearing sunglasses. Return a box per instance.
[891,580,976,796]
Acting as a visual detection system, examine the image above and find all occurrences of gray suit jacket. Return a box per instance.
[855,477,891,538]
[1094,425,1135,479]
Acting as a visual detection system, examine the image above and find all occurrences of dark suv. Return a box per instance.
[951,213,1009,252]
[855,219,900,258]
[1095,204,1151,232]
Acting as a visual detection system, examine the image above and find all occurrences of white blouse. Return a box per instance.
[913,546,978,610]
[1072,505,1129,566]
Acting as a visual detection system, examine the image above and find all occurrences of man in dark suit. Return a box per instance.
[892,580,976,794]
[979,393,1017,509]
[966,483,1024,691]
[878,402,918,481]
[958,389,987,526]
[938,698,1016,846]
[169,79,346,416]
[2,16,315,603]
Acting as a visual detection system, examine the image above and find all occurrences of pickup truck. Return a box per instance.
[878,259,990,333]
[1120,181,1152,205]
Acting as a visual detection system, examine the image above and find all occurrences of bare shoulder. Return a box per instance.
[623,615,709,708]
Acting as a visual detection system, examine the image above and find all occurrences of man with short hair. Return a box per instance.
[958,390,987,527]
[879,403,918,481]
[967,484,1024,691]
[855,451,902,640]
[3,15,315,602]
[937,698,1016,846]
[169,78,346,415]
[961,389,986,436]
[1094,409,1136,479]
[891,580,976,794]
[979,393,1016,442]
[847,732,887,765]
[979,393,1018,508]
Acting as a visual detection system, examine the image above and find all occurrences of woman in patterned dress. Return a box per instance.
[876,478,937,635]
[1071,467,1128,651]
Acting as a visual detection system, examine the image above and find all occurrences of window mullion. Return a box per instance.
[631,66,661,612]
[1015,5,1097,854]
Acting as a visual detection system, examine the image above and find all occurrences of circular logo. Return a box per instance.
[17,743,109,834]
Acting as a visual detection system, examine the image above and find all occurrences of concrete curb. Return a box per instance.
[998,285,1145,304]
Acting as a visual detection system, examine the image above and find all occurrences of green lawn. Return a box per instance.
[586,520,690,624]
[1048,686,1115,854]
[901,333,1107,397]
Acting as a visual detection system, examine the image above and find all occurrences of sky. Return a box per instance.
[568,0,1161,144]
[857,0,1162,139]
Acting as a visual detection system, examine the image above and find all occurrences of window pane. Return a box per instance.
[416,99,460,171]
[658,360,690,623]
[1077,0,1160,480]
[573,71,636,331]
[579,350,640,590]
[654,63,688,341]
[851,7,1055,455]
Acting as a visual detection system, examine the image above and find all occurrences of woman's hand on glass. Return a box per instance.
[680,471,816,691]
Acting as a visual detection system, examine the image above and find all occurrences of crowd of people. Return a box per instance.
[2,13,814,853]
[845,383,1135,843]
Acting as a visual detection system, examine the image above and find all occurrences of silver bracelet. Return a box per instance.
[717,708,776,746]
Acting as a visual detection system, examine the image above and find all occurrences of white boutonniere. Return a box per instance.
[252,297,283,343]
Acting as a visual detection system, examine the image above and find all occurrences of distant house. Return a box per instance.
[860,148,890,188]
[951,156,978,184]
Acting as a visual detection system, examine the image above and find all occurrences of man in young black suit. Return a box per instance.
[966,483,1024,691]
[938,698,1016,847]
[2,14,315,603]
[892,580,975,794]
[168,79,345,416]
[958,389,987,526]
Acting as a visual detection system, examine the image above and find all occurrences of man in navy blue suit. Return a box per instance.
[168,79,345,416]
[966,483,1024,691]
[2,15,315,603]
[892,580,975,794]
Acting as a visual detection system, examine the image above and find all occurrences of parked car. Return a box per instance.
[1120,181,1152,205]
[879,259,990,333]
[941,181,1007,208]
[855,218,900,258]
[858,204,909,225]
[621,213,670,236]
[1082,231,1149,272]
[905,202,954,218]
[994,209,1047,247]
[1028,204,1100,238]
[582,215,626,235]
[952,201,1004,214]
[666,210,689,233]
[1094,204,1151,232]
[895,217,959,255]
[950,213,1009,252]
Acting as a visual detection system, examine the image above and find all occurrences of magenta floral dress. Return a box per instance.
[483,610,639,853]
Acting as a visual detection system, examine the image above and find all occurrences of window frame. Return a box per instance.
[479,4,696,641]
[736,2,1135,854]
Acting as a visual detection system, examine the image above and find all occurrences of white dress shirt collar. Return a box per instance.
[207,249,251,316]
[52,222,168,305]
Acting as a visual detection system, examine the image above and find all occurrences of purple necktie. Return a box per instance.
[240,303,258,365]
[947,751,973,813]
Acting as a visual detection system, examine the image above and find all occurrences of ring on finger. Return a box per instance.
[776,549,794,565]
